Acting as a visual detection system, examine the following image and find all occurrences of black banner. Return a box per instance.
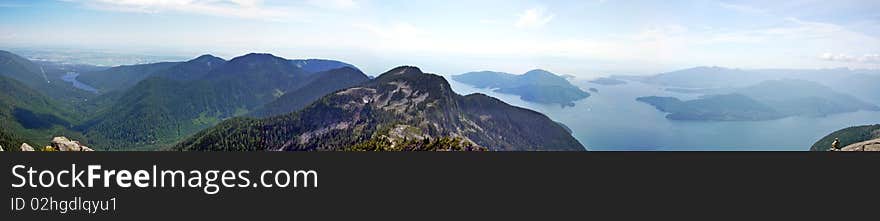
[2,152,879,220]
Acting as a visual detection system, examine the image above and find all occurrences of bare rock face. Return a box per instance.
[840,139,880,151]
[51,137,93,151]
[20,143,35,151]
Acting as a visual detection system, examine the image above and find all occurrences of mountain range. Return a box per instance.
[637,79,879,121]
[175,66,584,151]
[0,50,584,151]
[452,69,590,107]
[0,74,84,149]
[78,53,370,150]
[627,66,880,104]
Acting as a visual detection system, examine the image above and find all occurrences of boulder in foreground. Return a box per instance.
[839,139,880,151]
[17,137,94,152]
[20,143,34,151]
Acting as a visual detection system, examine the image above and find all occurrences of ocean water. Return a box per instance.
[446,76,880,151]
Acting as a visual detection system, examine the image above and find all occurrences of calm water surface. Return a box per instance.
[446,76,880,151]
[61,72,99,93]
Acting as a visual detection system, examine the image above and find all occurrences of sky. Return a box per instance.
[0,0,879,77]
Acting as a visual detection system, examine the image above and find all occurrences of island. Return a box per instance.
[637,79,880,121]
[589,77,627,86]
[453,69,589,107]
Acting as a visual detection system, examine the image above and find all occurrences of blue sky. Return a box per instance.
[0,0,878,76]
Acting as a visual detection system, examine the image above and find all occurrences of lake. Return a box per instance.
[61,72,99,93]
[446,76,880,151]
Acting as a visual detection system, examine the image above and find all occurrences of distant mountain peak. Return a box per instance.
[372,66,428,81]
[229,53,286,63]
[525,69,554,75]
[689,66,735,72]
[190,54,225,63]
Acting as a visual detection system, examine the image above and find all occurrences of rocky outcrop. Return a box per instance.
[51,136,93,151]
[20,143,34,151]
[839,139,880,151]
[18,137,94,152]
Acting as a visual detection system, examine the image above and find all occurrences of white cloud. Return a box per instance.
[820,53,880,63]
[307,0,358,10]
[64,0,299,21]
[718,2,767,14]
[354,22,426,39]
[515,7,554,29]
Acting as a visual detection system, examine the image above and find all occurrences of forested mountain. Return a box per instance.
[250,67,369,118]
[77,61,181,93]
[79,53,368,150]
[812,125,880,151]
[150,54,226,81]
[4,50,581,151]
[637,94,782,121]
[0,75,83,148]
[290,59,358,73]
[0,50,45,87]
[453,69,589,106]
[175,66,585,151]
[76,55,358,93]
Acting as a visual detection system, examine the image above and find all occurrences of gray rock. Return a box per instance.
[51,136,92,151]
[20,143,35,151]
[52,137,82,151]
[840,138,880,151]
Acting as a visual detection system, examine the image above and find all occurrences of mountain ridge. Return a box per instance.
[78,53,370,150]
[175,66,585,151]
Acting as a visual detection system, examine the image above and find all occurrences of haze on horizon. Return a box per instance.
[1,0,878,77]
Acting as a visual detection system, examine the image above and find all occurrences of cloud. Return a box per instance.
[515,7,554,29]
[63,0,299,21]
[306,0,358,10]
[718,2,767,14]
[820,53,880,63]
